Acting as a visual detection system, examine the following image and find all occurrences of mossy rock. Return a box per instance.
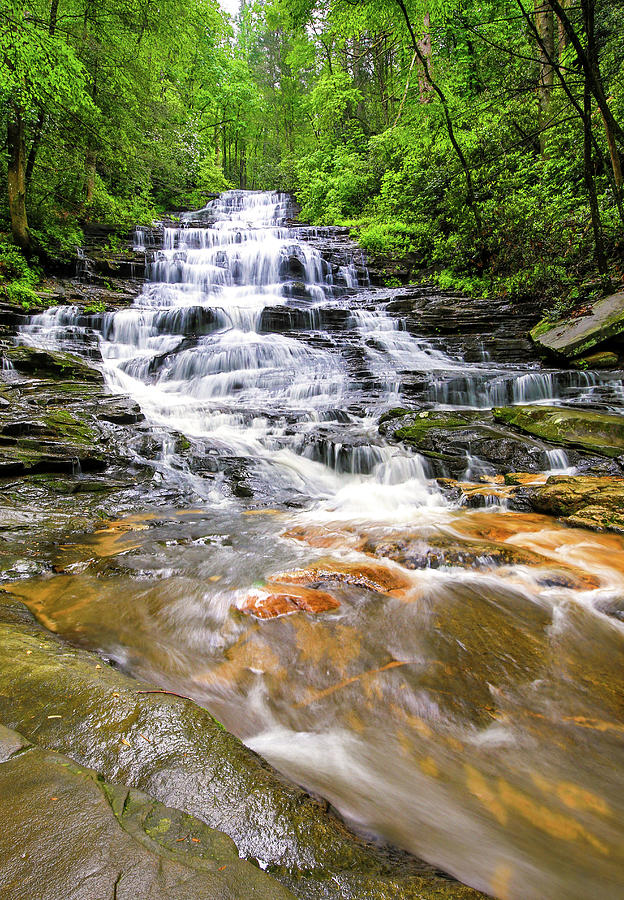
[4,346,104,383]
[572,351,619,369]
[531,475,624,532]
[492,405,624,458]
[0,724,295,900]
[529,290,624,359]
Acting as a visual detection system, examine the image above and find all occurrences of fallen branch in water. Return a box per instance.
[136,689,193,701]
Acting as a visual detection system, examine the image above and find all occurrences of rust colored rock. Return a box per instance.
[268,560,411,595]
[240,583,340,619]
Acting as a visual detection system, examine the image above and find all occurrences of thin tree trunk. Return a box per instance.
[535,0,554,154]
[583,87,607,277]
[25,0,60,186]
[393,0,483,240]
[85,149,97,202]
[7,106,31,253]
[417,11,433,102]
[547,0,624,149]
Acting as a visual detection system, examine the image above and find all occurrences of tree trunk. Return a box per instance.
[25,0,60,186]
[7,106,31,253]
[583,87,607,277]
[85,149,97,202]
[393,0,483,240]
[417,11,433,102]
[535,0,554,153]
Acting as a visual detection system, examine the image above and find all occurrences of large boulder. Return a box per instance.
[0,596,484,900]
[530,291,624,361]
[493,405,624,458]
[0,725,295,900]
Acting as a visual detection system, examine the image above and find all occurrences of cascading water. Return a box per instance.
[14,191,624,900]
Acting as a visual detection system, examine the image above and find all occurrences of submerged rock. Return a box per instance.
[530,290,624,360]
[0,725,294,900]
[493,405,624,458]
[240,583,340,618]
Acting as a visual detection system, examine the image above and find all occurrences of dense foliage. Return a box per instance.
[1,0,623,306]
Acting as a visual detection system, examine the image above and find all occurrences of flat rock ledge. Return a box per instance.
[530,290,624,362]
[0,595,484,900]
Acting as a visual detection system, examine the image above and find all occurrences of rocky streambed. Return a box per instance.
[2,191,624,900]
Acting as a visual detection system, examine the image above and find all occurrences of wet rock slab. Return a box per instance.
[0,725,293,900]
[530,291,624,360]
[0,596,484,900]
[493,405,624,458]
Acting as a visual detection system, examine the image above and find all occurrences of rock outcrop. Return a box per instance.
[493,405,624,458]
[0,724,294,900]
[530,290,624,362]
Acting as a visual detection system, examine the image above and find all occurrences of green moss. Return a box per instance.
[493,405,624,457]
[378,408,412,426]
[394,412,470,445]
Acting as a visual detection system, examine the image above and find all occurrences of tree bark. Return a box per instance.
[583,87,607,277]
[534,0,554,154]
[393,0,483,240]
[85,149,97,202]
[25,0,60,186]
[7,106,31,253]
[417,11,433,102]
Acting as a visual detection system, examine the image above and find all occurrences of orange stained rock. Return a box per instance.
[240,582,340,619]
[504,472,549,485]
[268,558,411,595]
[451,510,568,543]
[291,618,361,676]
[530,772,611,816]
[464,764,508,826]
[281,523,359,549]
[294,659,409,708]
[193,634,286,687]
[2,575,98,634]
[419,755,440,778]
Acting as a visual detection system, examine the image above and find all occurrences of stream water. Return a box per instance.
[12,191,624,899]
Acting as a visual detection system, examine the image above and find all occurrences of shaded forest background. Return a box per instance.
[1,0,623,310]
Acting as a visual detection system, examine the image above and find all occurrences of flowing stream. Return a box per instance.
[12,191,624,899]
